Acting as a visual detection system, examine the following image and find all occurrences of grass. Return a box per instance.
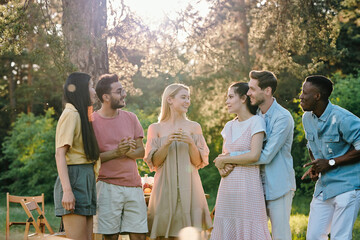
[1,194,359,240]
[289,193,312,239]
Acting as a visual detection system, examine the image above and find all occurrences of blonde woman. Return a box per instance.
[144,83,212,240]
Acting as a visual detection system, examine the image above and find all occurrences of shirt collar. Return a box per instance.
[312,101,332,121]
[257,97,277,118]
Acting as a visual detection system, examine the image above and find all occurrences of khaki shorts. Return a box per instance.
[93,181,148,235]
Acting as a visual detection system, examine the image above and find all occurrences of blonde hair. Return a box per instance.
[158,83,190,122]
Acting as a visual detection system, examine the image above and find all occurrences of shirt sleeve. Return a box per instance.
[193,134,210,169]
[143,138,161,172]
[302,113,311,150]
[55,110,77,149]
[256,115,294,165]
[221,121,230,139]
[251,116,266,136]
[339,114,360,150]
[133,113,144,139]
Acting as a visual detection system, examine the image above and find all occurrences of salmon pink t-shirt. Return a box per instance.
[92,110,144,187]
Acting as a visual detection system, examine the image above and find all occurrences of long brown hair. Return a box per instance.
[63,72,99,162]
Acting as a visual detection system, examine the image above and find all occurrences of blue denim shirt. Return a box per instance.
[232,99,296,200]
[303,101,360,200]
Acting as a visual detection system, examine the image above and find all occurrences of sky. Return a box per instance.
[116,0,210,30]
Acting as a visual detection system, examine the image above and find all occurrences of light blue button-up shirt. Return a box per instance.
[256,99,296,200]
[303,101,360,200]
[231,99,296,200]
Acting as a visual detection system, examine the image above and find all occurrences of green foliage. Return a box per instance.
[249,0,341,108]
[0,109,57,201]
[0,0,73,120]
[330,71,360,117]
[0,1,29,55]
[333,0,360,74]
[290,105,315,198]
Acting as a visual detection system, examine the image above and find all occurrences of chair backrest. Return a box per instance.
[6,193,46,240]
[20,198,54,238]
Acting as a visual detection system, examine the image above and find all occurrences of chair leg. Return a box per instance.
[39,215,54,234]
[24,222,30,240]
[6,225,10,240]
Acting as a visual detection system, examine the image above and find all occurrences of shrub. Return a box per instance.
[0,109,57,201]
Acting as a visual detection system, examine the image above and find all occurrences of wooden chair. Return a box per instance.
[6,193,54,240]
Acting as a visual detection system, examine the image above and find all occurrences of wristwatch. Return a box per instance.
[328,158,336,167]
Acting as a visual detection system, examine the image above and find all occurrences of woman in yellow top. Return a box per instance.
[144,83,212,239]
[54,72,100,240]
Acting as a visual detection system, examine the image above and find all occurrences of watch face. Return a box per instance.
[329,159,335,166]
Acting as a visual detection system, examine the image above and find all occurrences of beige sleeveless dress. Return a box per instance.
[144,134,212,239]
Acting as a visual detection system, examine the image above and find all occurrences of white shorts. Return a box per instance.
[93,181,148,235]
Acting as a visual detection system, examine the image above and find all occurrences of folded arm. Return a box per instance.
[214,132,264,169]
[100,137,144,163]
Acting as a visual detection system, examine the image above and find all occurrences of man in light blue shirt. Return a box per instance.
[247,70,296,240]
[300,75,360,240]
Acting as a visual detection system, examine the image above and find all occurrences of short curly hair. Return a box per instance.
[305,75,333,100]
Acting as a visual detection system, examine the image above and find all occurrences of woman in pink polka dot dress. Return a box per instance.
[211,82,271,240]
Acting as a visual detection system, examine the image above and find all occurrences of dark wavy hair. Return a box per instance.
[63,72,99,162]
[230,82,258,115]
[249,70,277,94]
[96,74,119,102]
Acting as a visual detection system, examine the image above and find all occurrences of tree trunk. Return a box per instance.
[61,0,109,82]
[27,63,33,113]
[8,75,16,120]
[26,0,34,114]
[235,0,250,72]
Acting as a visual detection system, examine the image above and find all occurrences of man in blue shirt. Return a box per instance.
[300,75,360,240]
[247,70,296,240]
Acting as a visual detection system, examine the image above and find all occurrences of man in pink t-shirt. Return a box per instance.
[92,74,147,240]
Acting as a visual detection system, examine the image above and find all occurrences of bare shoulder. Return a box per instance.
[147,123,160,137]
[187,120,203,135]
